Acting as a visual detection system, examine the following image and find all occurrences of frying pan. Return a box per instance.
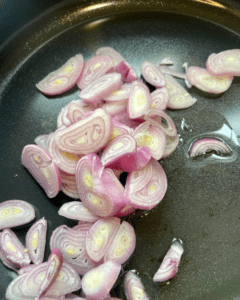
[1,0,240,299]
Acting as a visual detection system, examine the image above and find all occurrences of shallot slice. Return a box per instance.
[150,88,169,110]
[50,224,96,275]
[36,54,84,95]
[125,159,167,210]
[0,229,30,269]
[62,183,80,199]
[0,199,35,230]
[0,233,18,272]
[57,105,72,128]
[163,135,179,158]
[124,271,149,300]
[160,57,174,65]
[102,100,128,117]
[5,272,27,300]
[128,81,151,119]
[76,154,127,217]
[186,66,233,94]
[116,61,138,83]
[110,118,133,141]
[54,108,112,155]
[164,74,197,109]
[60,171,80,199]
[35,134,51,151]
[21,145,62,198]
[159,65,187,80]
[86,217,120,262]
[79,73,122,104]
[141,61,166,88]
[68,100,88,124]
[189,138,231,157]
[96,47,125,67]
[48,131,82,174]
[58,202,100,222]
[25,218,47,265]
[82,261,121,300]
[116,204,136,217]
[103,83,131,102]
[37,249,63,299]
[133,121,166,160]
[101,134,151,172]
[153,239,184,282]
[206,49,240,76]
[20,262,81,297]
[77,55,114,89]
[144,109,177,137]
[104,221,136,265]
[18,264,36,275]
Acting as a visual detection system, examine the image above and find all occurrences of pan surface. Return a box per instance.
[1,0,240,299]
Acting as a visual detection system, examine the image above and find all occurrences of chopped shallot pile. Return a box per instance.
[1,46,239,299]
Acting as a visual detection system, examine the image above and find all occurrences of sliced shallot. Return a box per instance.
[18,264,36,275]
[79,73,122,104]
[96,47,125,67]
[116,61,138,83]
[124,271,149,300]
[110,118,133,141]
[82,261,121,300]
[206,49,240,76]
[128,81,151,119]
[58,201,100,222]
[125,159,167,210]
[189,138,231,157]
[0,229,30,269]
[21,145,62,198]
[159,65,187,80]
[35,134,51,151]
[37,248,63,299]
[103,83,131,102]
[50,224,96,275]
[116,204,136,217]
[150,88,169,110]
[144,109,177,137]
[36,54,84,95]
[133,121,166,160]
[101,134,151,172]
[141,61,166,88]
[86,217,120,262]
[25,218,47,265]
[77,55,114,89]
[54,108,112,155]
[48,131,82,174]
[186,66,233,94]
[104,221,136,265]
[153,239,184,282]
[160,57,174,65]
[0,233,18,272]
[162,135,179,158]
[20,262,81,298]
[0,199,35,230]
[76,154,127,217]
[102,100,128,117]
[164,74,197,109]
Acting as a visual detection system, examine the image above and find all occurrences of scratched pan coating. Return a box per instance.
[1,0,240,299]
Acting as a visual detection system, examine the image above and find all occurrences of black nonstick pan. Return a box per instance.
[1,0,240,299]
